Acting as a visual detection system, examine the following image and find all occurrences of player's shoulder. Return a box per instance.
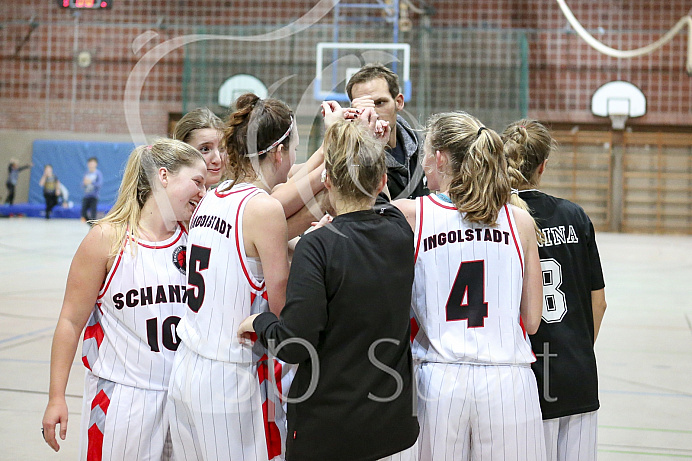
[551,194,589,217]
[244,192,286,233]
[508,203,534,226]
[525,190,591,223]
[246,190,284,215]
[88,221,118,245]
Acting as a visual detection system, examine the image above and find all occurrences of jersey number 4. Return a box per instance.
[446,260,488,328]
[187,244,211,313]
[540,258,567,323]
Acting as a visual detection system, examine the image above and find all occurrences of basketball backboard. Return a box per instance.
[591,81,647,129]
[314,42,411,102]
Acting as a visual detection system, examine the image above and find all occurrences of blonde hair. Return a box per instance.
[426,111,509,226]
[323,119,386,203]
[98,138,204,256]
[173,107,224,144]
[502,119,556,189]
[222,93,293,186]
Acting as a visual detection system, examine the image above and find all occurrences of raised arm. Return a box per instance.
[243,194,289,315]
[512,206,543,335]
[42,224,112,452]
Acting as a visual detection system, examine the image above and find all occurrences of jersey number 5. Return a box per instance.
[188,244,211,313]
[540,258,567,323]
[446,260,488,328]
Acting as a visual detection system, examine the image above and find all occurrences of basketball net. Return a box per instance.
[609,113,628,130]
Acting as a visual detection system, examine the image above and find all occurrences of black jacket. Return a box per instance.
[254,206,419,461]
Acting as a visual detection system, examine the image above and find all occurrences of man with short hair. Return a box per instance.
[346,64,428,199]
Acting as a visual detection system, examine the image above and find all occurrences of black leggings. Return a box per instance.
[5,182,15,205]
[82,196,98,221]
[44,192,58,218]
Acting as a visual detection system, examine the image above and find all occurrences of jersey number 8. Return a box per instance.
[540,258,567,323]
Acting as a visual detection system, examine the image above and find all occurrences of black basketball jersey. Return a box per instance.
[519,190,605,420]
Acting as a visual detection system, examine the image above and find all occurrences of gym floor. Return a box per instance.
[1,218,691,460]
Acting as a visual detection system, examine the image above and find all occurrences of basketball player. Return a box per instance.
[393,111,546,461]
[166,94,295,461]
[503,119,607,461]
[41,139,207,460]
[173,107,226,187]
[174,106,327,238]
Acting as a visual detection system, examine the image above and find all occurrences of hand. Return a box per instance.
[42,399,68,452]
[237,314,260,343]
[308,213,332,232]
[373,120,391,145]
[355,107,379,128]
[321,101,344,129]
[342,107,362,120]
[350,95,375,110]
[352,107,388,144]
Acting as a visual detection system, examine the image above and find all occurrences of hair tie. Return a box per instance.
[477,126,487,138]
[511,188,519,195]
[146,145,152,150]
[248,117,294,157]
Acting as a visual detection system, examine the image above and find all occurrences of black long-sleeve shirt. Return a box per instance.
[254,206,419,461]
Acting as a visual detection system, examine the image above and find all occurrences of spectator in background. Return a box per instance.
[81,157,102,223]
[58,182,72,209]
[39,164,60,219]
[5,158,32,205]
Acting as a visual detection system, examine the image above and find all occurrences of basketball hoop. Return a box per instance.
[591,81,646,130]
[609,113,628,130]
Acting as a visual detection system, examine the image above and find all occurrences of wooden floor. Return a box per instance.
[1,217,691,460]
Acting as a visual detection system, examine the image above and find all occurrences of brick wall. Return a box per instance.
[1,0,690,136]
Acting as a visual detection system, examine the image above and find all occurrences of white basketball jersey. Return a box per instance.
[411,194,535,365]
[177,181,269,363]
[82,225,189,390]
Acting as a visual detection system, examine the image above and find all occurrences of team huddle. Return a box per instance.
[41,64,606,461]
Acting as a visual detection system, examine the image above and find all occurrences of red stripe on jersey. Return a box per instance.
[97,246,125,300]
[274,359,283,400]
[258,360,267,384]
[519,316,527,339]
[82,356,92,371]
[91,389,111,412]
[87,423,104,461]
[504,204,523,275]
[178,221,188,234]
[410,317,419,344]
[84,322,105,347]
[266,418,282,459]
[215,185,256,198]
[235,191,265,291]
[137,227,183,249]
[258,358,284,460]
[427,194,457,210]
[414,197,424,262]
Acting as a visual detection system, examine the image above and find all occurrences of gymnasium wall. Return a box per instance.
[1,1,690,232]
[1,0,690,136]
